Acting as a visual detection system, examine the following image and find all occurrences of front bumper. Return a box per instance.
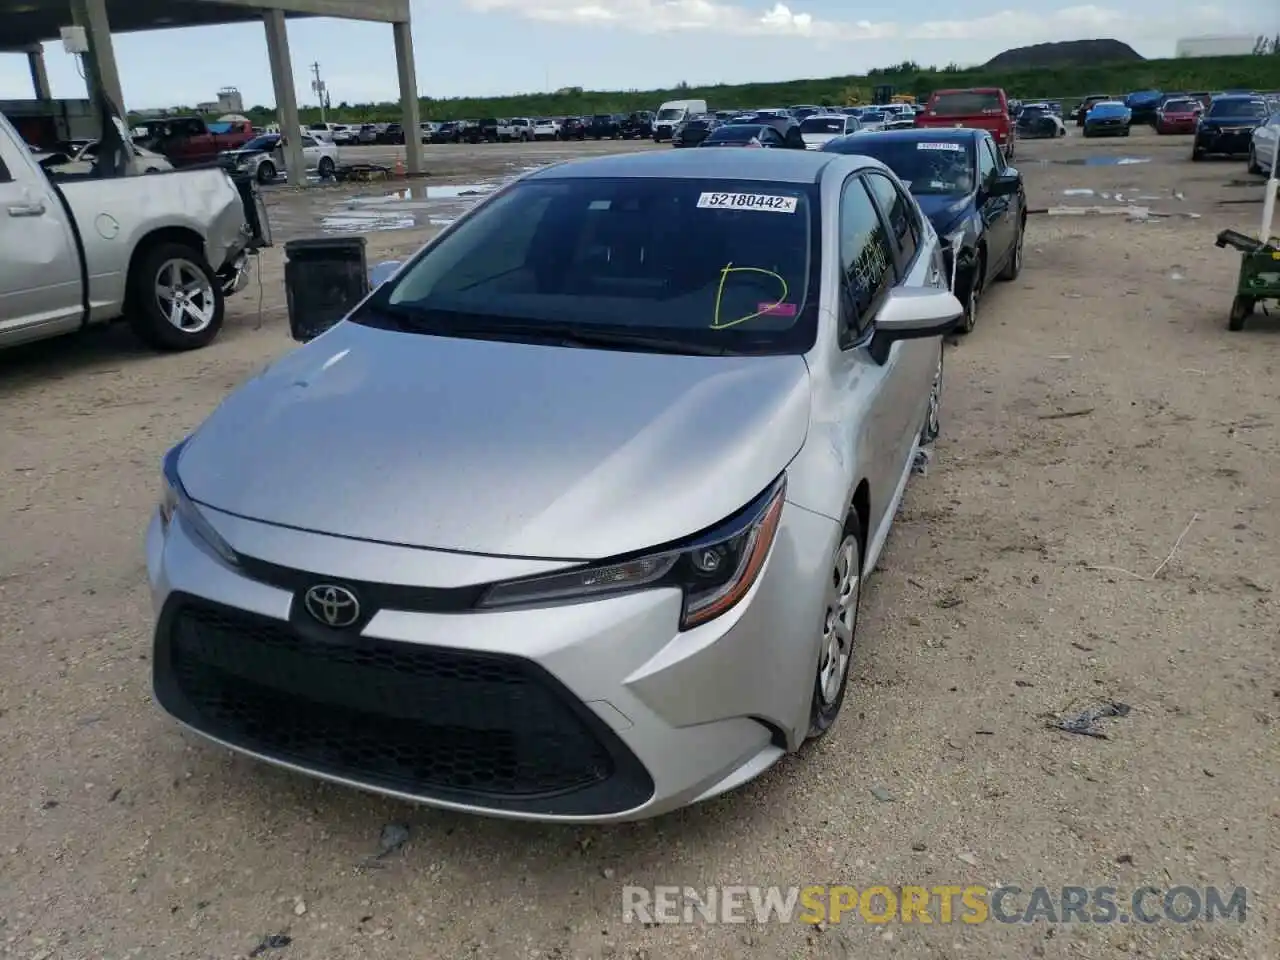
[146,498,839,822]
[1084,120,1127,135]
[1195,128,1254,155]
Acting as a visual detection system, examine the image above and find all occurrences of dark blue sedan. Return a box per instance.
[821,128,1025,333]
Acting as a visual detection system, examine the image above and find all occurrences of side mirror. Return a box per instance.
[988,171,1020,197]
[370,260,403,288]
[868,287,964,364]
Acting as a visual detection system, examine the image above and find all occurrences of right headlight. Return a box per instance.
[478,476,786,630]
[159,440,239,568]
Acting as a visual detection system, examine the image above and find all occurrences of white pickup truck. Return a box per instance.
[0,110,257,353]
[497,118,533,142]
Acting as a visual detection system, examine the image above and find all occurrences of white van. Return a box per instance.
[653,99,708,141]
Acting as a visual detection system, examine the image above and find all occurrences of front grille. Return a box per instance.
[153,594,654,816]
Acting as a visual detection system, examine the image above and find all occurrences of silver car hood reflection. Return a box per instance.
[179,322,812,560]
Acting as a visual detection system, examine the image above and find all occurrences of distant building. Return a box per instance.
[216,87,244,113]
[1175,35,1257,58]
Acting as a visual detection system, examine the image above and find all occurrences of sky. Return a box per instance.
[0,0,1275,110]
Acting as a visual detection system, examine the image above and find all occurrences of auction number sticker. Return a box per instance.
[918,142,963,151]
[697,192,798,213]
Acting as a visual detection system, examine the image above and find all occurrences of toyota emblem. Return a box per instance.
[303,584,361,628]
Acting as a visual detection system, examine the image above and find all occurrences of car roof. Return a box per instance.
[523,148,840,184]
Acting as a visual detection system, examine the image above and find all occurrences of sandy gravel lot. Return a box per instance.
[0,127,1277,960]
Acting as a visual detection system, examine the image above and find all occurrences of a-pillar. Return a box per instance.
[27,45,52,100]
[393,19,423,174]
[69,0,125,116]
[263,9,306,187]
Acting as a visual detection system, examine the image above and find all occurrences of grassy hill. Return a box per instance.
[232,53,1277,124]
[984,39,1143,70]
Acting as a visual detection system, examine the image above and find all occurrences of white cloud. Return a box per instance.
[463,0,1241,45]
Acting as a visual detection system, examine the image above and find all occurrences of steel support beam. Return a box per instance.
[263,9,306,187]
[212,0,410,23]
[393,20,422,175]
[28,47,52,100]
[69,0,125,116]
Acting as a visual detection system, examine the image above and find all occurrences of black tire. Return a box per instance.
[1192,145,1204,161]
[1121,126,1130,137]
[1229,296,1254,331]
[956,255,982,334]
[256,159,276,184]
[807,511,864,740]
[317,156,335,178]
[997,217,1024,282]
[1248,146,1264,175]
[126,242,225,351]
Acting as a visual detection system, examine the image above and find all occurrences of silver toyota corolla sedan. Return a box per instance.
[147,149,963,822]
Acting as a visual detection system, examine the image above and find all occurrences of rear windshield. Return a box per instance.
[800,117,846,133]
[1208,99,1266,118]
[363,177,818,356]
[824,137,976,196]
[708,125,770,142]
[929,92,1003,116]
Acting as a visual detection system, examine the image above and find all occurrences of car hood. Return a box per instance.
[178,322,813,560]
[914,193,975,237]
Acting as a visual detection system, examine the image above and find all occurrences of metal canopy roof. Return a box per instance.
[1,0,407,49]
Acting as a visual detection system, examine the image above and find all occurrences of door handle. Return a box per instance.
[7,201,46,217]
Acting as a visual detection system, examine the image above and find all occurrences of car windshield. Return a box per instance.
[684,120,710,131]
[1208,99,1266,118]
[656,109,684,122]
[242,135,278,150]
[1091,103,1126,114]
[1163,100,1199,112]
[826,137,976,196]
[800,117,846,133]
[360,176,817,356]
[861,111,886,123]
[928,92,1002,116]
[1019,107,1047,119]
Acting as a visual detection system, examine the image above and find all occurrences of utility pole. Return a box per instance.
[310,61,327,125]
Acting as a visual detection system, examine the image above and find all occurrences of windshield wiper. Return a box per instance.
[361,306,734,356]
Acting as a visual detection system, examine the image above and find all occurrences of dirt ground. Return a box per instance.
[0,128,1276,960]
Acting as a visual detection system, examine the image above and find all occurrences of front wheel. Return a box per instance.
[807,514,864,740]
[1192,145,1204,161]
[1229,296,1254,331]
[1248,146,1264,175]
[256,159,276,184]
[956,257,981,334]
[317,156,335,178]
[997,218,1024,282]
[127,243,225,351]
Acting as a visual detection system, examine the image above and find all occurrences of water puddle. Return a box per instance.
[1045,156,1152,166]
[318,181,498,234]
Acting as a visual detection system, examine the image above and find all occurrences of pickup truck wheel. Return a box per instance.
[128,244,224,351]
[256,159,276,184]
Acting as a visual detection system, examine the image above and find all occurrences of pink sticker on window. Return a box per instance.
[757,302,797,317]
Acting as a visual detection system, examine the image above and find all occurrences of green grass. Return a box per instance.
[156,54,1278,125]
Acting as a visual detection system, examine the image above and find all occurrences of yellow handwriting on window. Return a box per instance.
[711,262,789,330]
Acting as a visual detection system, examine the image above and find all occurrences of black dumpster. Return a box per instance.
[283,237,369,342]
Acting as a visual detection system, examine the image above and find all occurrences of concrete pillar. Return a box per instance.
[263,9,306,187]
[28,47,52,100]
[393,19,423,174]
[69,0,125,116]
